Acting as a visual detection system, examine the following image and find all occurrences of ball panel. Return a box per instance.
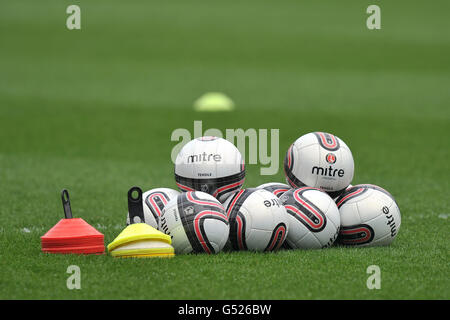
[285,214,310,247]
[309,210,339,247]
[389,201,401,232]
[202,218,230,253]
[295,132,318,148]
[291,231,322,249]
[246,229,272,251]
[295,144,321,188]
[246,190,277,231]
[170,225,193,254]
[224,189,255,251]
[301,189,333,214]
[323,199,340,232]
[366,214,391,242]
[336,186,372,208]
[337,145,355,189]
[339,202,360,226]
[226,188,289,252]
[159,191,229,254]
[355,190,393,223]
[281,188,339,249]
[337,184,401,247]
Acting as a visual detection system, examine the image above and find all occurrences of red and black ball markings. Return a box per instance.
[177,192,228,254]
[337,224,375,245]
[335,184,397,209]
[259,184,290,198]
[313,132,340,151]
[175,169,245,201]
[335,187,367,208]
[225,189,255,251]
[144,191,172,222]
[264,222,287,251]
[282,187,327,232]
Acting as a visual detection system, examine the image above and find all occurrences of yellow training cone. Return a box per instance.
[193,92,235,112]
[108,222,174,258]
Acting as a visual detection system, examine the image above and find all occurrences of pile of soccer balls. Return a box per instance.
[127,133,401,254]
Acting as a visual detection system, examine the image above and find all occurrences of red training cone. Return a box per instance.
[41,189,105,254]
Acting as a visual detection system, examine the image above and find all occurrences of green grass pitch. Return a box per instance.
[0,0,449,299]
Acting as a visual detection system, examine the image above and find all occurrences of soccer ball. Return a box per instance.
[284,132,354,198]
[280,187,340,249]
[158,191,229,254]
[223,188,289,252]
[335,184,401,246]
[256,182,291,198]
[126,188,180,228]
[174,136,245,202]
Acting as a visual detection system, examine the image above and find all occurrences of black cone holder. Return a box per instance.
[127,186,145,224]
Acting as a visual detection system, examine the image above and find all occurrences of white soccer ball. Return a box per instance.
[280,187,340,249]
[284,132,354,198]
[174,136,245,202]
[223,188,289,252]
[126,188,180,228]
[335,184,401,246]
[256,182,291,198]
[158,191,229,254]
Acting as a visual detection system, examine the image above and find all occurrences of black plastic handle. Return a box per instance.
[61,189,73,219]
[127,186,145,224]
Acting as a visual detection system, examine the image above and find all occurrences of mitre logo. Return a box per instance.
[312,166,345,177]
[187,152,222,163]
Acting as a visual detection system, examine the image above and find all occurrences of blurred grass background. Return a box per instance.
[0,0,448,299]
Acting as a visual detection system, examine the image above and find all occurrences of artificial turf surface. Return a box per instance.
[0,0,449,299]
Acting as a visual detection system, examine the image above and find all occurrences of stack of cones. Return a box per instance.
[107,186,175,258]
[108,223,174,258]
[41,190,105,254]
